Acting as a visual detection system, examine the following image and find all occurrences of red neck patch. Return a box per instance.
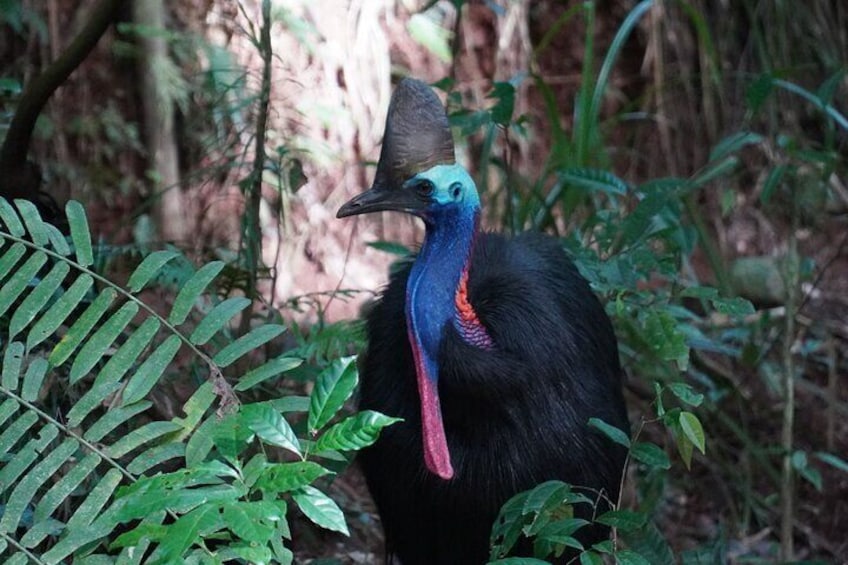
[454,267,494,349]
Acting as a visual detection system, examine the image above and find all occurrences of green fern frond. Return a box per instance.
[0,197,278,562]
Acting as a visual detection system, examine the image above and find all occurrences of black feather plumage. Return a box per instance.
[358,231,629,564]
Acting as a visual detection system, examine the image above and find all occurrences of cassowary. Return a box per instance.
[338,78,629,564]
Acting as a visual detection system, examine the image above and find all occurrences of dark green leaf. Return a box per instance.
[314,410,402,453]
[595,510,647,532]
[588,418,631,448]
[679,411,706,454]
[292,485,349,535]
[631,442,671,470]
[255,461,330,493]
[212,324,286,367]
[127,250,180,293]
[308,356,358,432]
[168,261,225,325]
[66,200,94,266]
[235,355,303,391]
[189,296,251,345]
[242,403,301,456]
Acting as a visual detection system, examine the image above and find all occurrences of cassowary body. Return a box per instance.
[339,79,628,564]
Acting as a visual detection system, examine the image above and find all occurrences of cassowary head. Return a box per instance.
[337,78,479,221]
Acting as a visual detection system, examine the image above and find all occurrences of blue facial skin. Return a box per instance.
[404,164,482,375]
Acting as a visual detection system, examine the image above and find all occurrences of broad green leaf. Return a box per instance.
[292,485,349,535]
[0,197,25,236]
[168,261,225,325]
[221,501,278,543]
[155,504,224,563]
[242,403,301,456]
[679,411,706,454]
[0,250,47,318]
[255,462,330,494]
[588,417,631,448]
[189,296,251,345]
[49,288,117,367]
[69,301,139,384]
[580,552,604,565]
[630,442,671,470]
[27,273,94,350]
[711,296,755,317]
[121,335,182,405]
[212,413,253,459]
[666,382,704,407]
[0,438,78,532]
[9,261,69,339]
[1,341,24,390]
[235,355,303,391]
[212,324,286,367]
[595,510,647,532]
[643,309,689,370]
[314,410,401,453]
[14,198,48,245]
[66,200,93,266]
[127,250,180,293]
[308,356,358,433]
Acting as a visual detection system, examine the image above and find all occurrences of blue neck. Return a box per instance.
[406,205,479,365]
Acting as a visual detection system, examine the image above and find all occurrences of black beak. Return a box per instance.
[336,184,427,218]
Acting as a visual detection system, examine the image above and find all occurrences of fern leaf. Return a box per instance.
[85,401,153,443]
[9,262,70,339]
[0,438,79,533]
[44,221,71,256]
[49,288,117,367]
[106,420,182,458]
[185,415,217,466]
[126,250,179,293]
[44,469,123,563]
[70,301,139,384]
[66,200,93,267]
[0,242,27,285]
[0,410,38,460]
[168,261,225,325]
[171,381,216,436]
[19,518,65,549]
[235,355,303,391]
[32,452,102,523]
[0,250,47,318]
[0,197,25,236]
[14,198,49,246]
[212,324,286,367]
[127,442,185,475]
[0,423,59,496]
[97,317,160,386]
[189,296,251,345]
[2,341,24,390]
[21,356,48,402]
[121,335,181,405]
[0,398,17,427]
[27,273,94,351]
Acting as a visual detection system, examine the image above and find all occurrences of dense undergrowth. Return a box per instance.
[1,0,847,563]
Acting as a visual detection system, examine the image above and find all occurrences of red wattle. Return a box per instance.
[408,329,454,480]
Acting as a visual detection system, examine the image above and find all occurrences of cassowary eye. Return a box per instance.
[451,182,462,199]
[416,180,435,198]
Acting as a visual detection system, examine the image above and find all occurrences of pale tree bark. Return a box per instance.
[132,0,186,243]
